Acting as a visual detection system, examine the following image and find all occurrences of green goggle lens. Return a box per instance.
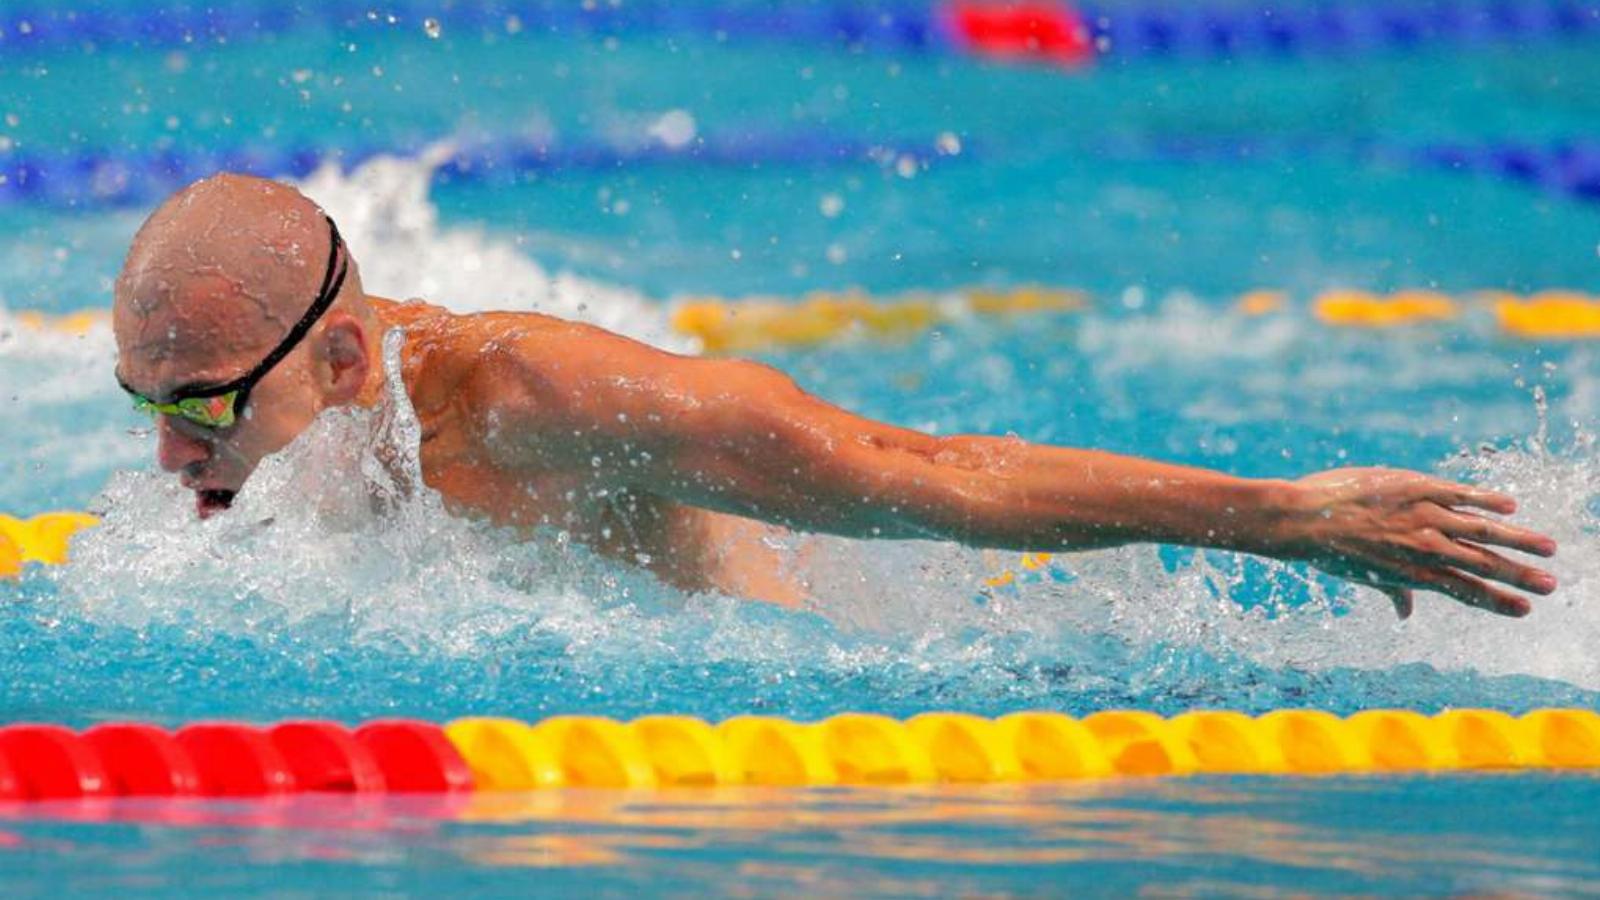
[131,391,240,429]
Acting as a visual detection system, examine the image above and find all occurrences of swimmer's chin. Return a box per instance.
[195,489,237,519]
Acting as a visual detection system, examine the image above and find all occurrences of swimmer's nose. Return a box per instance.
[155,415,212,474]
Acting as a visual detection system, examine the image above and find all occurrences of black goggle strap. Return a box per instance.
[158,217,348,408]
[215,218,349,409]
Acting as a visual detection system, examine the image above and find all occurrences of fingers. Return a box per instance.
[1393,561,1533,618]
[1415,477,1518,515]
[1417,538,1557,596]
[1430,506,1557,557]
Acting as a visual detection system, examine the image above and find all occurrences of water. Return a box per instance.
[2,776,1599,897]
[3,4,1600,894]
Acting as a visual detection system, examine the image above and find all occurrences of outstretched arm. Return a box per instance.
[476,318,1558,618]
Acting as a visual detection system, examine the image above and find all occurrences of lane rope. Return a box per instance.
[0,511,99,578]
[2,133,1594,212]
[672,286,1085,353]
[0,709,1595,799]
[8,287,1600,367]
[1100,136,1600,207]
[0,1,1592,66]
[0,131,961,210]
[671,288,1600,352]
[1081,0,1600,61]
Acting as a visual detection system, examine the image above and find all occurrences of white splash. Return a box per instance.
[54,352,652,653]
[294,145,686,350]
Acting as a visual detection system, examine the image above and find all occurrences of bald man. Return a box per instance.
[112,174,1558,617]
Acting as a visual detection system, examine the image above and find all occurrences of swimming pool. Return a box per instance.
[3,1,1600,894]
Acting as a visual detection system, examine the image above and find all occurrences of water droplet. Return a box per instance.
[648,109,696,149]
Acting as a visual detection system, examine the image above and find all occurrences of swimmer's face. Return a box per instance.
[113,273,372,519]
[113,174,373,519]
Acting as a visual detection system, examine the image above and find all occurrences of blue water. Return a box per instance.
[2,776,1599,897]
[3,2,1600,894]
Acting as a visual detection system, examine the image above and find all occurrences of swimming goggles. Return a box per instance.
[118,216,348,430]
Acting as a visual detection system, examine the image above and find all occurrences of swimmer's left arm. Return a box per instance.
[480,319,1557,618]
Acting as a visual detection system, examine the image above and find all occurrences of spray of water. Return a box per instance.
[295,145,687,350]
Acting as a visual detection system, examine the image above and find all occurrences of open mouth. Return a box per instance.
[195,489,237,519]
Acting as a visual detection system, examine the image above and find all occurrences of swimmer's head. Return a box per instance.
[112,173,379,519]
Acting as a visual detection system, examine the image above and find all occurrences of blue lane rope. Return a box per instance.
[1081,0,1600,60]
[0,1,1594,62]
[0,131,959,210]
[0,2,948,54]
[2,129,1595,212]
[1096,135,1600,206]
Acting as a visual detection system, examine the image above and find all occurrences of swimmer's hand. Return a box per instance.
[1278,468,1557,619]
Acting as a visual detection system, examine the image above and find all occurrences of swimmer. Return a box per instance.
[112,174,1558,618]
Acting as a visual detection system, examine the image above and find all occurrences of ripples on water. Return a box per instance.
[1,775,1598,896]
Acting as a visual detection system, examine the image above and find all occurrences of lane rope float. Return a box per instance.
[1310,289,1460,326]
[0,709,1596,799]
[1491,291,1600,338]
[0,511,100,578]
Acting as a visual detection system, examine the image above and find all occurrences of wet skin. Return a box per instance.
[112,174,1559,616]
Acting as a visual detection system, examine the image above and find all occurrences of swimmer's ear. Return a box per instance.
[316,313,370,405]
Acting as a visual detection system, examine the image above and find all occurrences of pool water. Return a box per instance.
[3,775,1599,897]
[3,2,1600,894]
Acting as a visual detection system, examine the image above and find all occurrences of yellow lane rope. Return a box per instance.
[671,287,1086,353]
[1308,289,1460,325]
[1489,291,1600,339]
[670,287,1600,351]
[10,289,1600,352]
[0,512,100,577]
[445,708,1600,788]
[5,310,109,337]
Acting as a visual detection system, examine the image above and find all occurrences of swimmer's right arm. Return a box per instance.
[474,319,1558,619]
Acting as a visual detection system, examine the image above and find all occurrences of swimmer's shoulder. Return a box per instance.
[366,296,577,421]
[370,295,570,341]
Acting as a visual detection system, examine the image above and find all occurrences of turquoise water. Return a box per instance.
[2,776,1599,896]
[4,3,1600,894]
